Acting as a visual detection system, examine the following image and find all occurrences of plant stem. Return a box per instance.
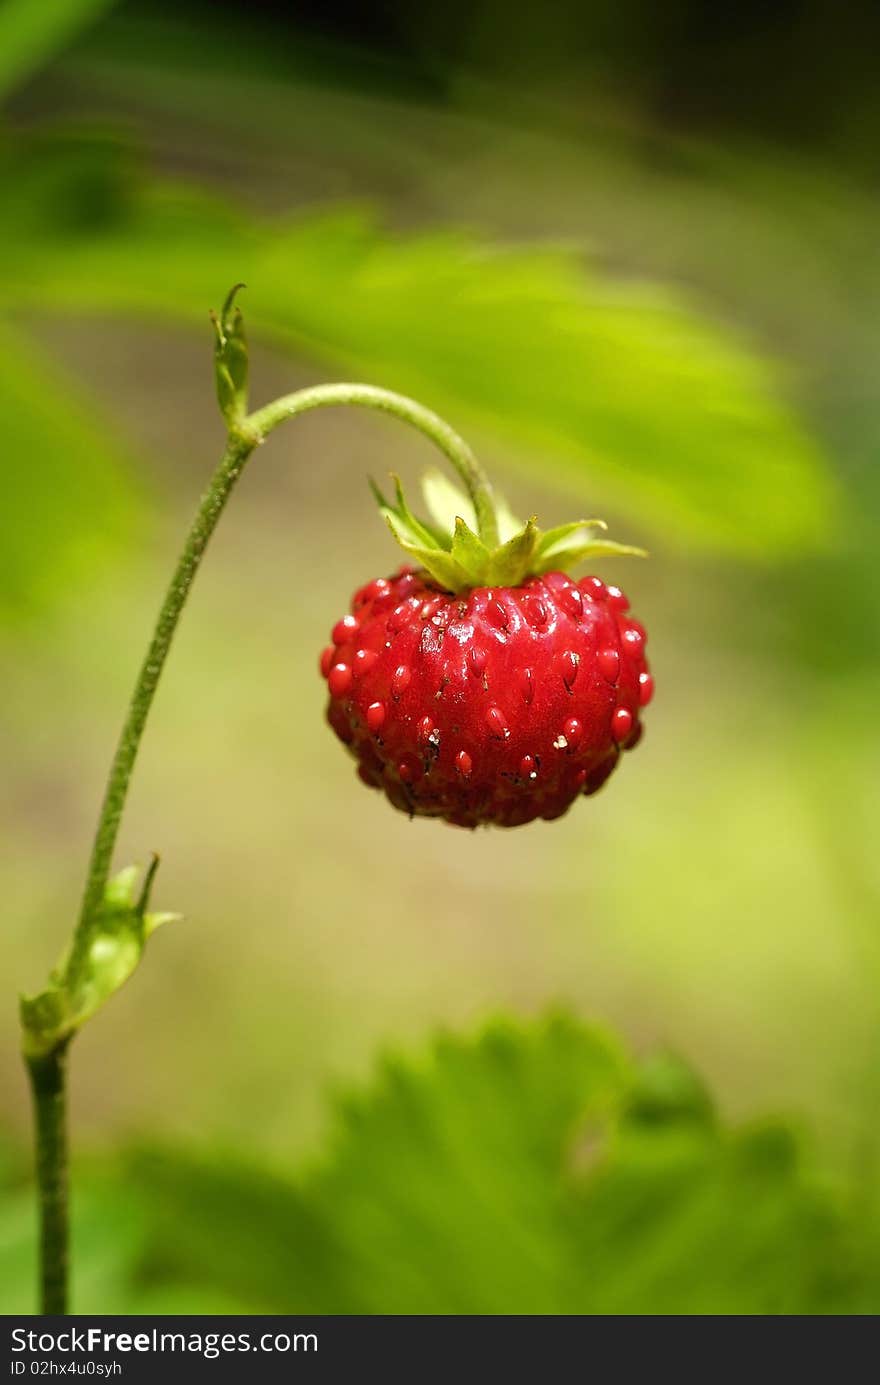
[27,381,487,1315]
[26,1047,69,1314]
[248,384,500,547]
[69,432,257,981]
[73,384,494,969]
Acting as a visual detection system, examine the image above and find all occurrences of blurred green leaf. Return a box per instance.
[0,134,836,559]
[95,1016,880,1314]
[0,323,141,620]
[0,1155,145,1315]
[122,1151,343,1315]
[0,0,118,103]
[305,1013,624,1313]
[262,215,837,558]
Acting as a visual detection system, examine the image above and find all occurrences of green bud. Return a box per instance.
[20,860,180,1057]
[212,283,249,427]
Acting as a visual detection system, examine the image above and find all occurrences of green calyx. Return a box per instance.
[211,282,249,428]
[20,859,179,1058]
[371,467,646,592]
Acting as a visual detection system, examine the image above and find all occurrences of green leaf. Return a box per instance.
[143,910,181,939]
[382,515,469,592]
[391,474,446,550]
[370,473,475,589]
[450,516,490,574]
[373,444,632,586]
[537,519,608,555]
[370,475,444,551]
[1,144,837,558]
[486,517,539,585]
[107,1015,880,1316]
[308,1019,879,1314]
[121,1148,341,1314]
[533,537,648,573]
[0,324,142,621]
[0,0,118,104]
[253,213,839,558]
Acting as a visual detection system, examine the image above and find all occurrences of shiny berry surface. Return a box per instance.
[322,567,651,828]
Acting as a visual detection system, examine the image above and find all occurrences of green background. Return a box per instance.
[1,0,878,1313]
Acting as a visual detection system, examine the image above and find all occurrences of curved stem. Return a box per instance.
[71,384,490,977]
[68,433,256,978]
[249,384,499,547]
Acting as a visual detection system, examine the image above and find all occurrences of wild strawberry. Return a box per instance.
[320,466,651,828]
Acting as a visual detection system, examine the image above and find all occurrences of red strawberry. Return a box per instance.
[317,446,653,828]
[322,566,651,828]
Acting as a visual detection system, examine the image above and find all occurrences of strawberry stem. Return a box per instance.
[73,394,492,976]
[249,383,500,548]
[21,291,496,1313]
